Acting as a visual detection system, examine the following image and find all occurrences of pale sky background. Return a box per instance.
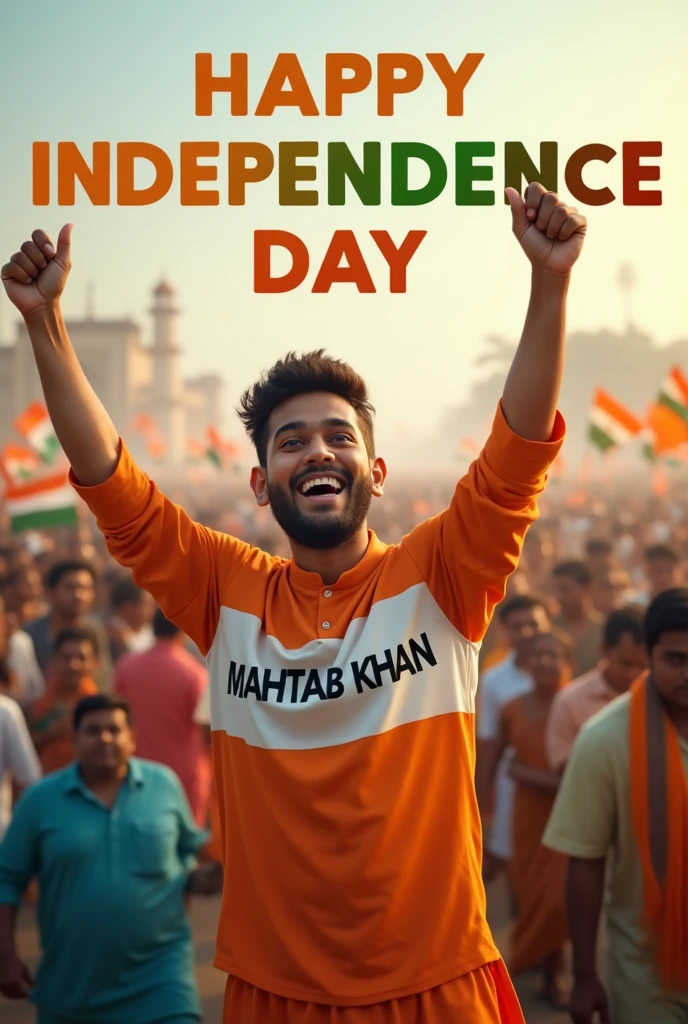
[1,0,686,467]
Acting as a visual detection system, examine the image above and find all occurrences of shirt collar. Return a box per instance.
[287,530,388,592]
[63,758,144,795]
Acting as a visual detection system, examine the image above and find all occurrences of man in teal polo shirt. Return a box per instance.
[0,693,220,1023]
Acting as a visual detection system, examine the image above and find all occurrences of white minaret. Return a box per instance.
[149,278,186,468]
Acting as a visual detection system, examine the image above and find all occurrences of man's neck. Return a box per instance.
[49,609,81,633]
[601,664,627,695]
[79,762,128,794]
[560,606,590,628]
[53,680,84,701]
[289,526,370,585]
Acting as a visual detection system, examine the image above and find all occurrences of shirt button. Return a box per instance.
[322,621,331,630]
[324,590,332,598]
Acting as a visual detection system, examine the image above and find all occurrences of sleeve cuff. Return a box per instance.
[542,831,607,859]
[69,440,151,526]
[482,401,565,485]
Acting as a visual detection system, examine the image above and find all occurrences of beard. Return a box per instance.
[267,474,372,550]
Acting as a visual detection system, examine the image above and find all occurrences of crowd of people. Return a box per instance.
[0,522,226,1023]
[0,478,687,1021]
[475,496,688,1021]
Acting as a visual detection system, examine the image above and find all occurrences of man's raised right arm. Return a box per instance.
[1,226,254,653]
[1,225,120,484]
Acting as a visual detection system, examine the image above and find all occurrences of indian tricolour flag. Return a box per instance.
[206,427,241,471]
[4,473,78,533]
[0,443,40,487]
[14,402,61,465]
[657,366,688,422]
[588,389,642,453]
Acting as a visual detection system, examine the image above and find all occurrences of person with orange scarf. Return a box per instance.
[544,587,688,1023]
[27,627,99,775]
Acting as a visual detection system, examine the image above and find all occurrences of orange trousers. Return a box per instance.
[222,961,524,1023]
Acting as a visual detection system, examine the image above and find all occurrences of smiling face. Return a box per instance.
[250,392,386,551]
[527,632,570,694]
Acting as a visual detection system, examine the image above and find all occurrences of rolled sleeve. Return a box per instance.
[483,401,566,488]
[69,441,149,528]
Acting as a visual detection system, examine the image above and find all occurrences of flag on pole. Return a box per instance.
[147,436,166,463]
[657,366,688,423]
[206,427,225,469]
[206,427,241,471]
[588,389,643,453]
[3,472,78,533]
[0,443,40,487]
[646,367,688,454]
[14,403,61,465]
[186,439,206,464]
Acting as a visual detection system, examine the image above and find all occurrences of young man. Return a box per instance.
[27,627,100,774]
[543,588,688,1024]
[0,693,215,1023]
[476,594,551,880]
[551,559,604,676]
[546,606,647,773]
[642,543,683,602]
[1,181,587,1023]
[590,566,633,617]
[584,538,616,577]
[24,560,112,688]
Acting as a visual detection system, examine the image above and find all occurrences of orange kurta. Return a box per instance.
[502,695,568,974]
[71,401,563,1019]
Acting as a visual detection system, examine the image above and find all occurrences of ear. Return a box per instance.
[250,465,270,508]
[370,457,387,498]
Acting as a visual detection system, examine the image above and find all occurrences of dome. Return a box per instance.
[153,278,174,297]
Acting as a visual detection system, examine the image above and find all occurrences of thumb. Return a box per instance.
[55,223,73,264]
[505,188,529,236]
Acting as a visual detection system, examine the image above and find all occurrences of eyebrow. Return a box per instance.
[272,418,357,443]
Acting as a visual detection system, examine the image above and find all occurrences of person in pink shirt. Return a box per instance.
[545,606,647,773]
[112,607,211,826]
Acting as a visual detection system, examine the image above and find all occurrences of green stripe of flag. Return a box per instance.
[658,392,688,423]
[588,423,616,453]
[10,506,79,533]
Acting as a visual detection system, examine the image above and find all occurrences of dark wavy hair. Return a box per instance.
[237,350,375,467]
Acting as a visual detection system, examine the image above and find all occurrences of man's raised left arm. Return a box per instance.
[402,183,586,643]
[501,181,586,442]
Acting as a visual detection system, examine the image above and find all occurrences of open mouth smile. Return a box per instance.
[295,474,347,502]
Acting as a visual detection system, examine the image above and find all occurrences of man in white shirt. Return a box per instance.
[0,657,42,841]
[476,594,551,881]
[0,595,45,708]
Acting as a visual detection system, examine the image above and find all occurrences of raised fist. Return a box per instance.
[506,183,587,276]
[1,224,73,318]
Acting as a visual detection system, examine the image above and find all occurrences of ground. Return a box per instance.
[1,875,576,1023]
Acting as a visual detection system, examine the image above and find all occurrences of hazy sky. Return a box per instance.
[1,0,686,464]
